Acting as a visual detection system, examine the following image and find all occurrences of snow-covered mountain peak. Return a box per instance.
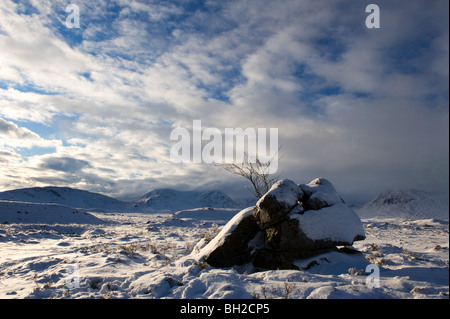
[134,188,238,211]
[358,189,449,220]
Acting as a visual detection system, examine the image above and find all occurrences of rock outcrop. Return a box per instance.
[203,207,260,267]
[199,178,366,270]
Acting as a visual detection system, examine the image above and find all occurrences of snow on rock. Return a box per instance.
[258,178,365,254]
[254,179,303,229]
[194,207,259,267]
[299,178,345,210]
[289,203,365,243]
[196,178,365,270]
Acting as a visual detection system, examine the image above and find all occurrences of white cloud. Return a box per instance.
[0,0,448,199]
[0,118,62,149]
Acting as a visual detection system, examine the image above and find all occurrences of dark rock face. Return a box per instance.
[265,218,315,253]
[251,248,299,270]
[253,179,304,229]
[203,208,260,268]
[200,178,366,270]
[303,196,331,211]
[265,217,361,254]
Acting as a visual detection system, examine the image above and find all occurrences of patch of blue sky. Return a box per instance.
[290,63,347,116]
[154,118,175,127]
[129,172,144,179]
[10,1,83,48]
[169,0,209,25]
[13,114,79,141]
[196,72,243,103]
[317,86,342,97]
[79,72,92,81]
[0,80,8,90]
[12,82,60,96]
[55,24,84,48]
[199,86,230,103]
[168,0,234,36]
[179,0,209,12]
[12,120,54,141]
[352,92,371,99]
[385,39,431,75]
[48,2,123,51]
[313,35,349,63]
[292,60,371,101]
[293,64,328,93]
[292,63,316,80]
[11,0,40,15]
[17,146,57,158]
[130,153,152,161]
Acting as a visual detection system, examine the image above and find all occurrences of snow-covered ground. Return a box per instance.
[0,189,448,299]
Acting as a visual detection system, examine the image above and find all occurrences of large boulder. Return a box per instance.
[300,177,345,210]
[264,202,366,254]
[200,207,260,267]
[197,178,366,270]
[253,179,304,229]
[262,178,365,256]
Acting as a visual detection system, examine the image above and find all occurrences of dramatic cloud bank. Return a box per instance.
[0,0,448,201]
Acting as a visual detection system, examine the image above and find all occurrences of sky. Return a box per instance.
[0,0,448,202]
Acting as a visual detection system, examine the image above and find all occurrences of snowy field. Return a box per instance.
[0,198,448,299]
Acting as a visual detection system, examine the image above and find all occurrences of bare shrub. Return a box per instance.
[218,150,281,199]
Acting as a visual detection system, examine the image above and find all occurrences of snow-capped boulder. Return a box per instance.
[253,180,304,229]
[265,202,365,254]
[199,178,365,270]
[262,178,364,256]
[200,207,260,267]
[299,178,345,210]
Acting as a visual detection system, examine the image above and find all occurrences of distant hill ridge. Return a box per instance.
[0,186,239,212]
[0,186,128,211]
[357,189,449,221]
[134,188,238,210]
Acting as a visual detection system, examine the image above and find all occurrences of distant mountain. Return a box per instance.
[0,187,129,212]
[357,189,449,220]
[134,188,238,211]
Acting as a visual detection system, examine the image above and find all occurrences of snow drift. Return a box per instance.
[0,200,105,224]
[0,187,129,212]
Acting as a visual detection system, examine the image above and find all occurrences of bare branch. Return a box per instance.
[217,148,281,199]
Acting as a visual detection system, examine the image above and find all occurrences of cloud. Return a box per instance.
[0,117,62,149]
[0,150,21,164]
[39,156,91,173]
[0,0,448,200]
